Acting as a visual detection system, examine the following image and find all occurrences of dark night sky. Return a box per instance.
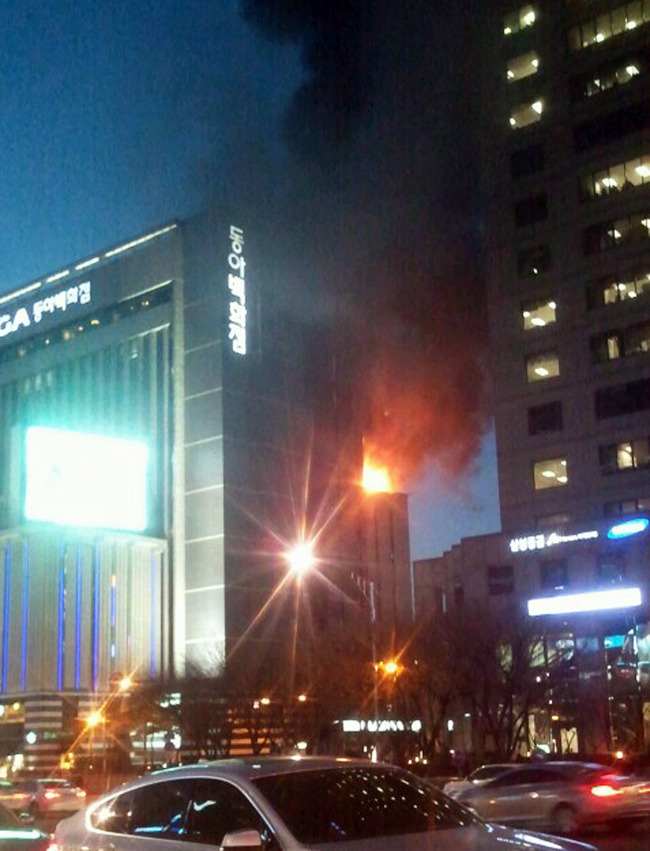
[0,0,500,557]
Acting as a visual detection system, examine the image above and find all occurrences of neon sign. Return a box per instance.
[527,587,642,617]
[227,226,246,355]
[509,529,598,554]
[0,281,91,339]
[607,518,649,540]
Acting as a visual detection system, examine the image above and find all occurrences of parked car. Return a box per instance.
[55,756,596,850]
[0,801,49,848]
[443,764,513,798]
[458,761,650,834]
[10,778,86,819]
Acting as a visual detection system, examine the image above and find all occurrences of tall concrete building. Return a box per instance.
[488,0,650,530]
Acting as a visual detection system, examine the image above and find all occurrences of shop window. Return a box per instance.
[587,267,650,307]
[510,99,544,130]
[511,143,545,178]
[504,4,537,35]
[515,194,548,227]
[518,245,551,277]
[507,51,540,83]
[595,377,650,418]
[541,560,568,591]
[569,1,650,51]
[599,437,650,473]
[581,152,650,200]
[534,457,568,490]
[571,54,645,101]
[528,401,563,436]
[522,298,557,329]
[575,100,650,152]
[488,565,515,595]
[526,351,560,382]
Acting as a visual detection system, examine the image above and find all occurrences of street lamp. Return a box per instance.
[118,676,133,693]
[285,541,315,576]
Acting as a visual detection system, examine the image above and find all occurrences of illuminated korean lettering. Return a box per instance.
[509,528,599,554]
[0,281,92,340]
[227,226,247,355]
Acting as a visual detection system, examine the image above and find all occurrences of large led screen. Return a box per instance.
[24,426,148,532]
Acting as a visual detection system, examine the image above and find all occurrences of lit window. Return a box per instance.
[522,299,557,330]
[507,51,540,83]
[589,267,650,306]
[600,438,650,473]
[582,152,650,200]
[510,99,544,129]
[569,1,650,51]
[504,4,537,36]
[584,210,650,254]
[526,351,560,382]
[534,458,568,490]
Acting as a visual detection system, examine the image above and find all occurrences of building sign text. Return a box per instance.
[227,226,246,355]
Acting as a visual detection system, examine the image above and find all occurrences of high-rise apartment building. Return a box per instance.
[487,0,650,531]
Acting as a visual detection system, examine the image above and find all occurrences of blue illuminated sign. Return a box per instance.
[607,518,649,540]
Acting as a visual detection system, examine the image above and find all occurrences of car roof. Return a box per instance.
[142,757,381,784]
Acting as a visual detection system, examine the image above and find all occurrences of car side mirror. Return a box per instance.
[221,829,263,850]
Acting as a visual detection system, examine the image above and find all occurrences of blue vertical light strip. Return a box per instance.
[74,546,82,690]
[92,542,100,693]
[21,542,29,691]
[57,543,65,691]
[2,546,10,694]
[150,551,156,678]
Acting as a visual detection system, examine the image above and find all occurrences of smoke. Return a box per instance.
[241,0,490,488]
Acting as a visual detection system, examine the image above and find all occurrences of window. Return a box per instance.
[185,779,276,848]
[90,790,134,834]
[534,457,568,489]
[587,267,650,307]
[571,54,646,101]
[574,100,650,152]
[581,152,650,199]
[541,560,569,591]
[569,1,650,51]
[507,51,540,83]
[511,143,545,178]
[510,99,544,129]
[595,377,650,418]
[599,558,626,583]
[537,512,571,527]
[599,437,650,472]
[518,244,551,277]
[583,210,650,254]
[504,5,537,35]
[526,351,560,382]
[515,194,548,227]
[252,767,477,844]
[604,495,650,516]
[528,401,563,435]
[129,780,193,838]
[522,298,557,330]
[591,321,650,362]
[488,564,514,595]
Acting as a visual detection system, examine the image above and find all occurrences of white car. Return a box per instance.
[54,756,596,851]
[443,764,513,798]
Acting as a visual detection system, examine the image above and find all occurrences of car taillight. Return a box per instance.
[44,791,60,800]
[591,784,621,797]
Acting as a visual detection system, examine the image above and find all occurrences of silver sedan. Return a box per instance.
[54,756,596,851]
[458,761,650,834]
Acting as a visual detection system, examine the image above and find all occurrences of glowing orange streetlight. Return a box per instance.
[118,676,133,693]
[86,710,104,729]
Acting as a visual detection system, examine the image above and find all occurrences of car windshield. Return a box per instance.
[470,766,508,782]
[253,766,479,844]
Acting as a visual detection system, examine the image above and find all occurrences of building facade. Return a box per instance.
[0,212,367,769]
[486,0,650,530]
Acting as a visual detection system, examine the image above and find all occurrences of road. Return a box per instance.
[549,820,650,850]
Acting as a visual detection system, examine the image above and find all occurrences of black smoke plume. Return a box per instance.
[241,0,491,487]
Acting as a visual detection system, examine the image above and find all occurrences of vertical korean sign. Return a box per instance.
[227,226,246,355]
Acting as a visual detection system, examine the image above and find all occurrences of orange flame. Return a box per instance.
[362,460,391,493]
